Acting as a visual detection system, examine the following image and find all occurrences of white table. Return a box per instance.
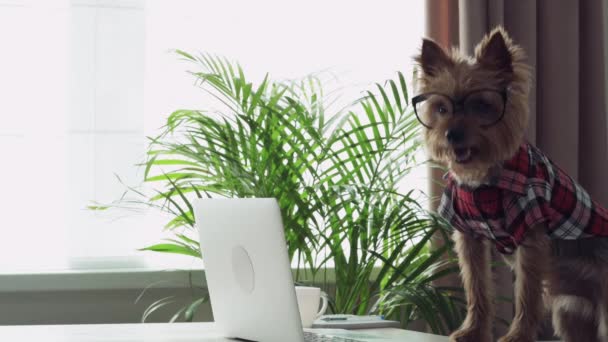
[0,322,450,341]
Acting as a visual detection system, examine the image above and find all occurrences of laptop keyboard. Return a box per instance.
[303,331,364,342]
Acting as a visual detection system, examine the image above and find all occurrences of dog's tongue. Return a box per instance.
[454,147,472,163]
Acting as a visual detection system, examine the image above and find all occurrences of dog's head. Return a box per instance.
[414,27,532,186]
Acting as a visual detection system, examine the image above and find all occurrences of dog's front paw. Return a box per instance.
[497,332,535,342]
[449,326,491,342]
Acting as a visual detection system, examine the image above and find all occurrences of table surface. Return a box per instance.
[0,322,450,341]
[0,322,562,341]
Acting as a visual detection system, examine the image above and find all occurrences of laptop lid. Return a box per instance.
[194,198,304,342]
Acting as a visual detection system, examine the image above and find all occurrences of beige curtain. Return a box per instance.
[425,0,608,338]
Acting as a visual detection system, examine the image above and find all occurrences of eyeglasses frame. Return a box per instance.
[412,89,508,129]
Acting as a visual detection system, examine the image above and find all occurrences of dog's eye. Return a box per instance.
[435,103,449,115]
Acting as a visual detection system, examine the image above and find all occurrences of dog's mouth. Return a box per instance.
[453,147,476,164]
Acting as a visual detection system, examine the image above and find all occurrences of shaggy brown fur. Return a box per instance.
[416,27,608,342]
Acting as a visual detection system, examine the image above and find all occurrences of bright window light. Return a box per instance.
[0,0,425,272]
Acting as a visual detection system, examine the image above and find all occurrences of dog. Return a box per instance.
[414,27,608,342]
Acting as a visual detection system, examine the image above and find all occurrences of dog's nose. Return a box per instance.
[445,127,465,145]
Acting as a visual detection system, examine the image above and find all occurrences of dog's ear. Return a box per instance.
[417,38,453,77]
[476,28,513,72]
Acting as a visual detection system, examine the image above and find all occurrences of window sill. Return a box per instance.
[0,267,206,292]
[0,259,342,293]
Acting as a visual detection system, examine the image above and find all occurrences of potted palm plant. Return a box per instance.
[93,51,464,334]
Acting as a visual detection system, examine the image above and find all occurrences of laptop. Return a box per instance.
[195,198,365,342]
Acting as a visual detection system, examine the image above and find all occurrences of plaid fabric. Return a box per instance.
[438,142,608,254]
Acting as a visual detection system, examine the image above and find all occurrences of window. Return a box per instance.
[0,0,425,272]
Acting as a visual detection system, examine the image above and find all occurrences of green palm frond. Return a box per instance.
[94,51,466,329]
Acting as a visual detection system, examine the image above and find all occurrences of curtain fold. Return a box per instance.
[579,0,608,202]
[424,0,607,338]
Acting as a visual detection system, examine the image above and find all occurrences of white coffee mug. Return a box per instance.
[294,286,328,328]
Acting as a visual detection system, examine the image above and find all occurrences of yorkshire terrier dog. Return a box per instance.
[414,27,608,342]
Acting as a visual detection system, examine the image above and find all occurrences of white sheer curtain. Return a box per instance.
[0,0,162,271]
[0,0,70,270]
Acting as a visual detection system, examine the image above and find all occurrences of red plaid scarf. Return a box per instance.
[438,142,608,254]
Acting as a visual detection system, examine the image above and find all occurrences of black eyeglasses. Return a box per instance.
[412,89,508,129]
